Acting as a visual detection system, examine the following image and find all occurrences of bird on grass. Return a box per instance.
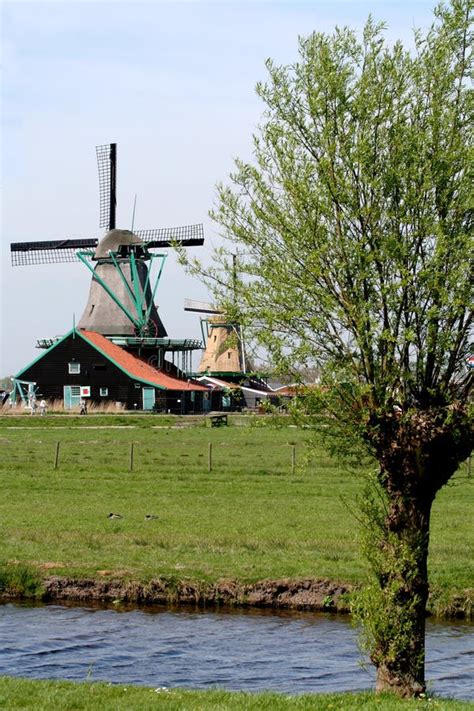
[145,514,159,520]
[108,513,123,519]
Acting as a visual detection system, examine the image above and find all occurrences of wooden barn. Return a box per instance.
[14,329,216,413]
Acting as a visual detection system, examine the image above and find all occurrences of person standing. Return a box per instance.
[29,395,37,416]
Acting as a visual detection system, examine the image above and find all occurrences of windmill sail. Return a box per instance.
[184,298,221,314]
[10,239,97,266]
[10,224,204,266]
[96,143,117,230]
[138,224,204,248]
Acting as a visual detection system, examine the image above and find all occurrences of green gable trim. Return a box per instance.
[16,328,176,391]
[15,329,75,379]
[76,331,166,390]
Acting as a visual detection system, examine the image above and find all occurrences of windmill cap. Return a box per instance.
[94,229,143,259]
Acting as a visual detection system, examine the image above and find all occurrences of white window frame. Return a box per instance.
[100,387,108,397]
[68,362,80,374]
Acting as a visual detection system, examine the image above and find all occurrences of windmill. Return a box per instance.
[10,143,204,341]
[183,298,245,375]
[184,251,251,376]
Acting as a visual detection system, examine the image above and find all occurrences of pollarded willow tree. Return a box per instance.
[189,0,473,697]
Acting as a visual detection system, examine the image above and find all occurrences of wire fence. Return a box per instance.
[0,438,306,476]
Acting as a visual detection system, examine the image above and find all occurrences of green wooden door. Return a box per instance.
[63,385,81,410]
[142,387,155,411]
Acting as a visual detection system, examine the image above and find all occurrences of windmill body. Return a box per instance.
[198,316,243,374]
[77,229,167,337]
[184,299,246,376]
[77,257,166,337]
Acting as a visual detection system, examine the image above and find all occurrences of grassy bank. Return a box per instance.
[0,415,472,613]
[0,677,472,710]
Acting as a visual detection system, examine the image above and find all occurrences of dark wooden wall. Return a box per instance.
[17,334,216,412]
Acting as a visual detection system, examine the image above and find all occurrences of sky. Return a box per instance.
[1,0,437,376]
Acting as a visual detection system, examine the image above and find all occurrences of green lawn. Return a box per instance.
[0,414,472,603]
[0,677,472,711]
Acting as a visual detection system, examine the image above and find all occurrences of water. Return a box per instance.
[1,603,473,700]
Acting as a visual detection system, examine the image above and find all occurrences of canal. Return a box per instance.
[1,603,472,700]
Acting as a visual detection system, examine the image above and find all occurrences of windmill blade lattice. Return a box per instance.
[137,223,204,248]
[96,143,116,230]
[10,239,97,266]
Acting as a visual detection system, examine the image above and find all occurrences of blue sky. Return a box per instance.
[1,0,436,375]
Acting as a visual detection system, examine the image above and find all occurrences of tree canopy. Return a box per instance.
[207,1,472,426]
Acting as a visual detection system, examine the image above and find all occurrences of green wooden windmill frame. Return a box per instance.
[77,249,167,336]
[10,378,37,405]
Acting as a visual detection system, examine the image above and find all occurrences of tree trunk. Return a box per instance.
[362,405,473,697]
[372,492,432,697]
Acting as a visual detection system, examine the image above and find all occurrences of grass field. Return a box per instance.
[0,414,472,604]
[0,677,472,711]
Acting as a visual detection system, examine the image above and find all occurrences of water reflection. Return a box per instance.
[0,603,472,700]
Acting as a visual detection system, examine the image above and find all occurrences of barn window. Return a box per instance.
[93,363,106,371]
[68,362,80,374]
[100,387,108,397]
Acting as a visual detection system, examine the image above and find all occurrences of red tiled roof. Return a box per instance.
[79,330,210,391]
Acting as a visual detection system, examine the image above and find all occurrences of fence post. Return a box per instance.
[208,442,212,473]
[54,441,61,470]
[129,442,134,471]
[291,445,296,475]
